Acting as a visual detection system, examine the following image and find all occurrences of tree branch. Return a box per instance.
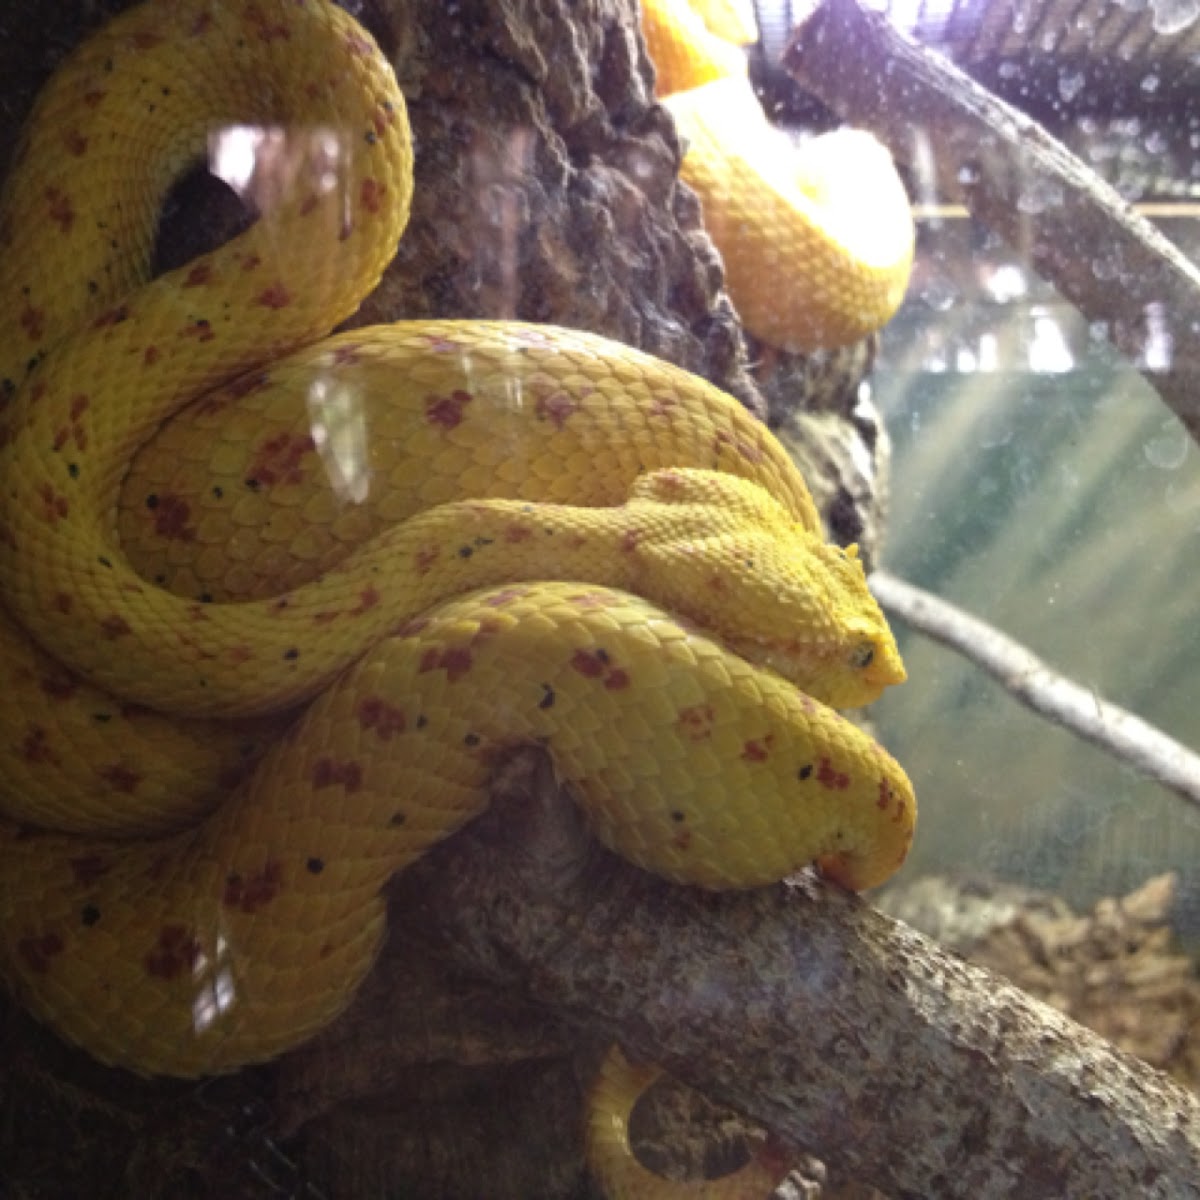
[871,569,1200,810]
[783,0,1200,446]
[339,751,1200,1199]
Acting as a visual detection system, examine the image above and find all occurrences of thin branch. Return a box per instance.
[871,569,1200,809]
[784,0,1200,446]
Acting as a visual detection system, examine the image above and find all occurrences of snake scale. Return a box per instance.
[0,1,915,1195]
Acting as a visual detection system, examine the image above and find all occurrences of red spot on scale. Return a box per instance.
[68,854,110,886]
[83,89,106,108]
[418,645,473,682]
[129,30,163,50]
[360,178,385,214]
[620,530,641,553]
[425,389,471,429]
[143,345,160,366]
[356,696,406,740]
[570,648,630,689]
[39,670,78,701]
[371,103,395,135]
[482,587,528,607]
[713,429,764,465]
[414,546,439,574]
[566,591,617,610]
[351,585,380,615]
[44,186,75,233]
[18,932,64,974]
[99,615,132,639]
[345,31,375,56]
[37,484,68,524]
[144,925,203,980]
[504,524,533,543]
[223,861,283,914]
[535,391,578,429]
[248,10,291,42]
[19,305,45,342]
[181,319,214,342]
[62,129,87,157]
[256,283,292,309]
[331,343,363,366]
[311,758,364,792]
[99,764,142,794]
[248,431,313,487]
[571,649,604,678]
[741,736,774,763]
[184,263,213,287]
[816,757,850,790]
[152,494,196,542]
[53,593,72,614]
[677,704,715,741]
[21,726,57,765]
[189,11,213,35]
[93,304,129,330]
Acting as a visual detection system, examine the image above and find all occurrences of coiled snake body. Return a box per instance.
[0,2,915,1194]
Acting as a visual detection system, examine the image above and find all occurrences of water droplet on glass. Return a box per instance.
[1016,177,1064,213]
[957,163,980,186]
[1141,73,1161,93]
[920,278,958,312]
[1143,419,1189,470]
[1151,0,1200,35]
[1058,70,1086,102]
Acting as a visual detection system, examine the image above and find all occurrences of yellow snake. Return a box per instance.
[0,1,915,1195]
[641,0,915,352]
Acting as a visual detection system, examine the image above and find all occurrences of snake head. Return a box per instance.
[624,468,906,709]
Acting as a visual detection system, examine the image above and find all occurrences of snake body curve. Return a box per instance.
[0,2,915,1194]
[641,0,915,352]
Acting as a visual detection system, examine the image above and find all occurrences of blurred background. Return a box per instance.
[755,0,1200,936]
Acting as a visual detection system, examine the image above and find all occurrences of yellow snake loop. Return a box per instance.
[0,2,916,1195]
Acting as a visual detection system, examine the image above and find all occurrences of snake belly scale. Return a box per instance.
[0,1,916,1195]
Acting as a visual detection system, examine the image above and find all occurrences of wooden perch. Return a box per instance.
[784,0,1200,446]
[338,751,1200,1200]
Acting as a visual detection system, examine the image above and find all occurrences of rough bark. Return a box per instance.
[784,0,1200,447]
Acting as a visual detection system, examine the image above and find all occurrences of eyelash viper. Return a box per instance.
[0,1,915,1196]
[641,0,915,353]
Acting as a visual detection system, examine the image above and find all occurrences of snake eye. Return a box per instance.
[848,643,875,670]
